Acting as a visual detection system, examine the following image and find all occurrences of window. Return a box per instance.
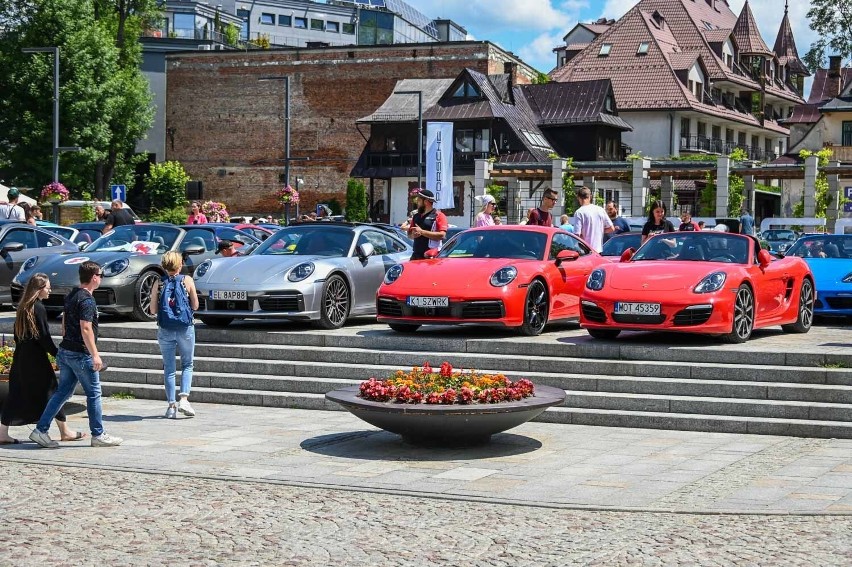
[1,228,38,249]
[549,233,591,260]
[310,18,324,31]
[455,129,474,153]
[35,230,63,248]
[342,22,355,34]
[725,128,734,142]
[738,132,746,146]
[327,21,339,33]
[681,117,690,137]
[385,137,397,152]
[278,15,291,26]
[604,95,614,112]
[598,43,612,56]
[451,81,480,98]
[843,121,852,146]
[260,13,275,25]
[697,122,706,138]
[712,125,721,140]
[637,42,649,55]
[294,17,307,29]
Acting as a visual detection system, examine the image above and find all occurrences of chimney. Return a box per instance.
[829,56,842,97]
[504,61,518,89]
[829,55,842,75]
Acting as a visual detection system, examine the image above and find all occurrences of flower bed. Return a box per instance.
[358,362,534,405]
[40,182,70,203]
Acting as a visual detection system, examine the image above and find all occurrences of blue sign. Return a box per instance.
[110,184,126,202]
[846,187,852,213]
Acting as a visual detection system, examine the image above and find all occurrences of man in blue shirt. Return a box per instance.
[604,201,631,242]
[740,208,755,236]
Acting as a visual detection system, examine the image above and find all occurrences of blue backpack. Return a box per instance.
[158,274,193,329]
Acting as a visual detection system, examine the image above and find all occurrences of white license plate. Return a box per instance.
[407,296,449,308]
[615,302,660,316]
[211,290,247,301]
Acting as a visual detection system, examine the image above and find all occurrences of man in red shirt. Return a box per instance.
[527,189,557,226]
[407,189,448,260]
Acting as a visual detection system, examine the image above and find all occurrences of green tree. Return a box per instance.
[345,178,368,222]
[144,160,188,214]
[532,71,550,84]
[803,0,852,71]
[792,148,834,217]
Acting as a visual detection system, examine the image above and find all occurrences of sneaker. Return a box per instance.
[165,405,177,419]
[29,429,59,449]
[178,398,195,417]
[91,433,123,447]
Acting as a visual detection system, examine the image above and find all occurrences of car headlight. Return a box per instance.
[288,262,315,282]
[586,269,606,291]
[18,256,38,274]
[489,266,517,287]
[383,263,403,285]
[102,258,129,277]
[694,271,727,293]
[843,272,852,284]
[194,260,212,279]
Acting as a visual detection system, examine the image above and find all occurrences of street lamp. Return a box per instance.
[394,90,423,191]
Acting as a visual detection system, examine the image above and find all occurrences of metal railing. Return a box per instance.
[680,137,777,162]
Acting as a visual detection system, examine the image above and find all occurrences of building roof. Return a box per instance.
[819,79,852,112]
[773,4,809,76]
[702,28,732,45]
[784,103,823,124]
[807,67,852,104]
[731,1,772,56]
[519,79,633,131]
[356,78,454,123]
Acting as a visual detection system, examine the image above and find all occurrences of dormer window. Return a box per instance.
[637,42,649,55]
[599,43,612,56]
[651,10,665,29]
[452,81,481,99]
[604,95,614,113]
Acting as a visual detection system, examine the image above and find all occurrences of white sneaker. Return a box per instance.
[178,398,195,417]
[29,429,59,449]
[165,405,177,419]
[91,433,123,447]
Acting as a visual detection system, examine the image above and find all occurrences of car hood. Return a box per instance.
[21,251,152,286]
[201,255,330,285]
[393,258,530,293]
[805,258,852,286]
[607,262,724,291]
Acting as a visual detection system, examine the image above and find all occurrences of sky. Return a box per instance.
[406,0,818,95]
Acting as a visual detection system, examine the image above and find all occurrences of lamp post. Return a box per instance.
[394,90,423,191]
[22,47,61,182]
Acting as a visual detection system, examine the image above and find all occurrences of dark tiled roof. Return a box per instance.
[784,103,823,124]
[583,23,613,35]
[668,51,701,70]
[773,10,809,76]
[702,28,732,45]
[357,78,454,123]
[519,79,632,131]
[807,68,852,104]
[732,1,772,56]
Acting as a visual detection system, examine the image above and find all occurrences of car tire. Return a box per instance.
[388,323,420,333]
[518,279,548,336]
[721,284,754,343]
[199,316,233,328]
[781,278,814,334]
[317,274,349,330]
[587,328,621,340]
[132,270,161,322]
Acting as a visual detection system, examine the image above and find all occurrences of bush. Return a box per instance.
[144,161,189,212]
[345,178,368,222]
[145,206,187,225]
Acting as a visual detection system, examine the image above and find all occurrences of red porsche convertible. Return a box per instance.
[580,231,815,343]
[376,225,607,335]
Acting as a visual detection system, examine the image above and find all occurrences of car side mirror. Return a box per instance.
[757,249,772,268]
[1,242,24,254]
[357,242,375,259]
[424,248,439,259]
[620,248,635,262]
[555,249,579,265]
[182,245,204,256]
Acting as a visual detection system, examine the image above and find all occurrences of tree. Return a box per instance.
[345,178,368,222]
[144,160,188,214]
[803,0,852,71]
[792,148,834,217]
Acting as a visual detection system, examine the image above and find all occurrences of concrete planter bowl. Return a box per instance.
[326,385,566,446]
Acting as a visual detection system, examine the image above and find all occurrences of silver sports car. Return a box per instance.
[193,223,412,328]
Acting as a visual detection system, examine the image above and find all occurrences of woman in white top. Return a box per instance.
[474,195,501,227]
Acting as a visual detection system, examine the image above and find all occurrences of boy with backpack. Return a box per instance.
[150,251,199,419]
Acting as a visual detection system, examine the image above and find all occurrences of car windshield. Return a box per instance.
[764,230,797,241]
[632,232,750,263]
[601,234,641,256]
[438,229,547,260]
[785,235,850,259]
[254,225,354,256]
[87,225,179,254]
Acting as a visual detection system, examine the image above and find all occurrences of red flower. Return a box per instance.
[422,362,433,374]
[442,389,456,404]
[440,362,453,377]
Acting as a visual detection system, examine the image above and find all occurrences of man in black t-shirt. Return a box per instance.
[103,200,134,232]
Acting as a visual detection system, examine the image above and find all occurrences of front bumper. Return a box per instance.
[376,294,513,326]
[194,284,320,321]
[580,290,732,334]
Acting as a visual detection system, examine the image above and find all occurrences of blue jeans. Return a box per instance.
[37,348,103,437]
[158,325,195,404]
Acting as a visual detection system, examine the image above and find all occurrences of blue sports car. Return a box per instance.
[784,234,852,318]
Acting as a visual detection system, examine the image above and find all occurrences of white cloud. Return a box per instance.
[404,0,579,32]
[599,0,636,19]
[518,31,566,73]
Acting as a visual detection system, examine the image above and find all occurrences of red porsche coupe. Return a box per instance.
[376,225,607,335]
[580,231,815,343]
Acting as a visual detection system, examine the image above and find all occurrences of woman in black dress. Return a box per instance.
[0,273,86,444]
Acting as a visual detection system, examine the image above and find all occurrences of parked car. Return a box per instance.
[202,222,276,242]
[11,223,255,321]
[761,229,798,255]
[580,232,814,343]
[783,234,852,318]
[0,221,79,304]
[377,225,607,335]
[70,221,107,246]
[36,220,79,242]
[600,233,641,261]
[193,222,412,328]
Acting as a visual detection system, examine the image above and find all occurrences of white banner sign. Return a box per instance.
[426,122,454,210]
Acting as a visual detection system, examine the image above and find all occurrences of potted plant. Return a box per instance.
[274,185,299,225]
[326,362,565,446]
[201,200,230,222]
[40,182,70,204]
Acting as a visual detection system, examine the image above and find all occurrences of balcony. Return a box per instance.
[827,146,852,162]
[365,151,490,169]
[680,136,777,162]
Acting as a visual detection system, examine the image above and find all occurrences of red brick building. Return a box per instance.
[165,42,537,217]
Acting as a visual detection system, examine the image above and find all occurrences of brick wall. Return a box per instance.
[166,41,536,216]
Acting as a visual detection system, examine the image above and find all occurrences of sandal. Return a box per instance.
[60,431,89,442]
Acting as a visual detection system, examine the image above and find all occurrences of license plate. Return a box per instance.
[614,302,660,316]
[407,296,449,308]
[212,290,247,301]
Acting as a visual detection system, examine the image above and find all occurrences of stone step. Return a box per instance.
[105,368,358,394]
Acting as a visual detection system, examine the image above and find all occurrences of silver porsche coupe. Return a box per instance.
[193,223,412,328]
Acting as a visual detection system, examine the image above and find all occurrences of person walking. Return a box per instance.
[573,186,613,252]
[150,252,199,419]
[474,195,499,227]
[641,200,676,244]
[30,261,122,448]
[186,202,208,225]
[0,274,87,445]
[740,208,755,236]
[604,200,630,242]
[103,200,134,232]
[407,189,448,260]
[527,189,558,226]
